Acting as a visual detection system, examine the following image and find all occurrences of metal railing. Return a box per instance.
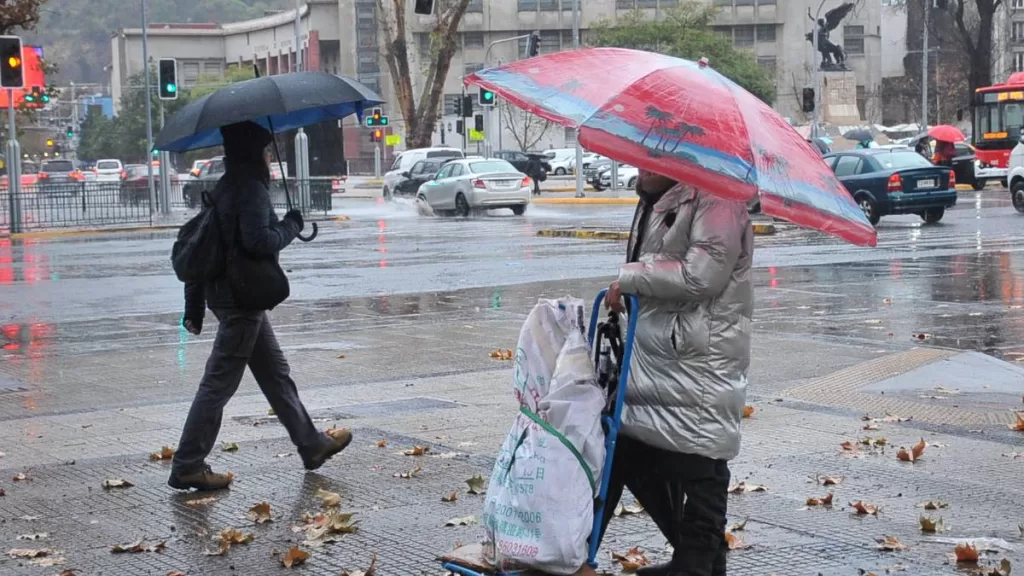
[1,178,335,232]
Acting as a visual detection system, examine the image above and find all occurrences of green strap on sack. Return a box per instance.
[515,405,597,496]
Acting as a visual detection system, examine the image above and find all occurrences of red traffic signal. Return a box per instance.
[371,128,383,142]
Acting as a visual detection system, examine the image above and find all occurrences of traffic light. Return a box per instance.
[526,32,540,58]
[158,58,178,100]
[45,139,53,147]
[478,88,495,107]
[366,108,382,126]
[801,87,815,113]
[453,97,462,117]
[371,128,383,142]
[414,0,433,14]
[456,119,464,135]
[24,85,41,103]
[474,114,484,132]
[461,94,473,118]
[0,36,24,89]
[65,125,73,138]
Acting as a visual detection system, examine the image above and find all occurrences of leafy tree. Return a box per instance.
[376,0,471,148]
[190,65,256,99]
[0,0,45,35]
[592,3,776,105]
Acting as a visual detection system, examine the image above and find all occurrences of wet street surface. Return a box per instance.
[1,190,1024,574]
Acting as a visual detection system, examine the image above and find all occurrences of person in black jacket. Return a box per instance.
[169,121,350,491]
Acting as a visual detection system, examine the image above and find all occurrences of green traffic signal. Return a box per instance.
[478,89,495,106]
[166,83,176,93]
[380,116,388,126]
[41,93,49,103]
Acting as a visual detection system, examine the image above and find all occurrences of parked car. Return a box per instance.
[383,147,464,199]
[181,156,225,207]
[0,160,38,190]
[543,148,576,176]
[950,142,978,190]
[393,158,447,196]
[824,148,957,225]
[186,159,210,180]
[416,158,531,216]
[38,159,84,195]
[1005,137,1024,212]
[93,159,125,184]
[598,165,639,189]
[585,158,613,189]
[120,163,181,206]
[492,150,550,182]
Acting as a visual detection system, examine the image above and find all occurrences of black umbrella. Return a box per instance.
[842,128,873,142]
[908,132,931,147]
[156,71,383,242]
[809,137,830,155]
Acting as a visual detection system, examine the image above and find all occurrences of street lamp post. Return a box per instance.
[810,0,828,139]
[572,0,583,198]
[141,0,157,215]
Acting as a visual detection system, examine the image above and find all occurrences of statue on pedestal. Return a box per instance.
[805,2,856,71]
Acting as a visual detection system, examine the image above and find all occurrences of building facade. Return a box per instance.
[111,0,882,168]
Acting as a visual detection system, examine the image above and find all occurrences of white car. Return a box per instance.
[383,147,463,199]
[94,159,124,183]
[543,148,577,175]
[1006,140,1024,212]
[416,158,531,216]
[974,159,1007,189]
[599,165,639,188]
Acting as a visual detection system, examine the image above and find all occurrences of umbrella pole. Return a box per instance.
[252,64,317,242]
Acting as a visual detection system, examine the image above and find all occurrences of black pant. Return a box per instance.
[598,435,730,576]
[172,309,323,475]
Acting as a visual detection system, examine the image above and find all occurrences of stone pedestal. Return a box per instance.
[821,71,862,124]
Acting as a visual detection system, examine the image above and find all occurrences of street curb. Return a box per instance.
[536,222,776,240]
[0,215,350,241]
[312,215,350,222]
[533,197,638,205]
[546,186,597,193]
[955,184,973,191]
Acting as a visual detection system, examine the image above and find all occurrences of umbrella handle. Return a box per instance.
[298,222,318,242]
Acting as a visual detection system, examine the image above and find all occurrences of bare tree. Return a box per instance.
[950,0,1001,104]
[0,0,45,35]
[376,0,471,149]
[498,100,553,152]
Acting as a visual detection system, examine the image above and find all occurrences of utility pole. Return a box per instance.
[921,0,929,130]
[572,0,584,198]
[141,0,157,215]
[6,90,22,233]
[810,0,827,139]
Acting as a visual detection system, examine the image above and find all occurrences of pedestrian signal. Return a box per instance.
[801,87,815,113]
[456,119,464,135]
[0,37,24,89]
[66,126,74,138]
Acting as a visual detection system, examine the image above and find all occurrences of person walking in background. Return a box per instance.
[933,140,957,167]
[601,169,754,575]
[169,121,350,491]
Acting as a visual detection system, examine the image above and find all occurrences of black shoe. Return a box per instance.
[637,563,672,576]
[168,465,234,491]
[301,430,352,471]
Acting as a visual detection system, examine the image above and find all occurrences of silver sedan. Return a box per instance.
[416,158,532,216]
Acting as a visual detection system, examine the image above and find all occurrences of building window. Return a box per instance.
[464,32,484,49]
[539,30,560,53]
[1015,52,1024,72]
[1014,0,1024,8]
[756,24,776,42]
[757,56,776,75]
[844,25,865,55]
[417,33,432,58]
[856,85,867,120]
[202,62,222,77]
[735,0,754,6]
[466,0,483,12]
[1014,21,1024,41]
[465,62,484,75]
[758,0,776,5]
[616,0,635,8]
[540,0,559,10]
[561,29,575,47]
[733,25,755,47]
[518,0,538,10]
[358,53,379,74]
[638,0,658,7]
[182,62,200,86]
[714,26,732,40]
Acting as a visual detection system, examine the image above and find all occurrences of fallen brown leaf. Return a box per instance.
[611,547,650,572]
[340,553,378,576]
[897,439,927,463]
[375,439,388,448]
[840,441,859,452]
[818,475,844,486]
[101,478,134,489]
[110,540,165,554]
[727,482,767,494]
[281,546,309,568]
[12,472,28,482]
[393,466,422,479]
[876,536,908,551]
[489,349,514,360]
[441,490,459,503]
[8,548,50,558]
[168,572,186,576]
[614,500,645,516]
[850,501,879,515]
[742,405,755,418]
[919,516,943,533]
[863,423,881,431]
[725,531,750,550]
[315,488,341,508]
[918,501,950,510]
[466,474,486,494]
[205,527,255,554]
[60,570,81,576]
[403,445,430,456]
[336,353,346,359]
[183,495,218,507]
[806,492,834,507]
[445,516,477,526]
[246,502,272,524]
[955,543,980,563]
[220,442,239,452]
[149,446,175,461]
[1009,412,1024,432]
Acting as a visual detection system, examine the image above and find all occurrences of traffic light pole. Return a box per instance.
[572,0,584,198]
[6,89,22,234]
[480,33,534,156]
[141,0,157,216]
[159,100,171,215]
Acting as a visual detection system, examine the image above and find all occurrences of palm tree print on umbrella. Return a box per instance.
[640,106,706,157]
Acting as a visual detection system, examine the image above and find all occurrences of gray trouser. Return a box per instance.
[172,309,322,474]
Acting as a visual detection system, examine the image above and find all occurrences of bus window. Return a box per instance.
[1005,102,1024,132]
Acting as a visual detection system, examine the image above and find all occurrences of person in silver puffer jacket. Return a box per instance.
[599,169,753,576]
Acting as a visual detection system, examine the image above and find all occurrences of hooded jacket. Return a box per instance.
[617,182,753,461]
[184,122,299,318]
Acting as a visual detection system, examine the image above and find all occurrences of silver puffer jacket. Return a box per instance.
[617,184,753,461]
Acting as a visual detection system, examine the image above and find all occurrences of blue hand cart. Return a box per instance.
[442,290,639,575]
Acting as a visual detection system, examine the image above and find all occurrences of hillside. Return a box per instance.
[26,0,291,84]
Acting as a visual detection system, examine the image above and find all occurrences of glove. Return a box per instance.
[284,209,304,232]
[183,314,203,335]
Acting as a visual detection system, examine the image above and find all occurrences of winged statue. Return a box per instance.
[805,2,856,70]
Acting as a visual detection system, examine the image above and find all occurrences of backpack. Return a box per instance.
[171,190,226,283]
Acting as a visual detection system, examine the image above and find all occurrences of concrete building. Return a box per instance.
[110,0,883,170]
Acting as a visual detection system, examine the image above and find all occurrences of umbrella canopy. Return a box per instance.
[842,128,874,143]
[928,124,966,143]
[810,137,831,154]
[465,47,875,246]
[908,132,930,147]
[155,72,383,152]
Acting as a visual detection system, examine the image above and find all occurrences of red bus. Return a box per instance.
[973,71,1024,170]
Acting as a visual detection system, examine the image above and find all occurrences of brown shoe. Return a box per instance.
[168,465,234,491]
[302,429,352,471]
